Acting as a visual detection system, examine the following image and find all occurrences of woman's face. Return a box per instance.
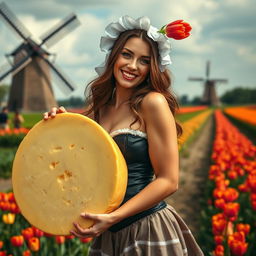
[113,37,151,90]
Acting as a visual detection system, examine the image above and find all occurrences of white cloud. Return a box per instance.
[237,46,256,64]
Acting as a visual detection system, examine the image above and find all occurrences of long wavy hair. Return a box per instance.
[85,29,183,137]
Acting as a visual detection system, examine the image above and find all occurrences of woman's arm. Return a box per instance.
[71,92,180,237]
[111,92,179,218]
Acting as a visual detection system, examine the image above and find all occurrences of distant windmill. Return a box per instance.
[0,2,80,111]
[188,61,228,106]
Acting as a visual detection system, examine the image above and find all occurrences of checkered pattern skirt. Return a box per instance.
[88,204,204,256]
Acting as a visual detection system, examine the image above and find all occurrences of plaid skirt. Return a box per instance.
[88,204,204,256]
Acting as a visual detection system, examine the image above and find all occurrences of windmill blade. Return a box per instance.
[39,54,76,94]
[40,13,80,48]
[188,77,205,82]
[0,2,31,40]
[0,53,32,81]
[212,79,228,84]
[206,61,210,79]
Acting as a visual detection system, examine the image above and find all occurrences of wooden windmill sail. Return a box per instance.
[188,61,228,106]
[0,2,80,111]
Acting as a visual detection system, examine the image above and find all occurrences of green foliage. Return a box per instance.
[176,109,208,122]
[0,147,16,179]
[0,134,25,147]
[22,113,42,128]
[220,87,256,104]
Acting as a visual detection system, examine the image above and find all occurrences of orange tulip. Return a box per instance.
[236,224,250,236]
[227,170,238,180]
[223,188,239,202]
[214,199,225,210]
[212,219,227,235]
[28,237,40,252]
[0,241,3,249]
[10,235,24,247]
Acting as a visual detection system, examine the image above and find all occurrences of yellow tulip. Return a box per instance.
[2,213,15,224]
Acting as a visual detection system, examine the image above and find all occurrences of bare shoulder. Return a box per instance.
[141,92,170,114]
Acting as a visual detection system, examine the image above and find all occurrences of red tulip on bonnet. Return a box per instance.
[159,20,192,40]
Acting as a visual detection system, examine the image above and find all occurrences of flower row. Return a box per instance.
[208,110,256,256]
[224,105,256,126]
[0,192,91,255]
[0,128,30,137]
[178,109,213,150]
[177,105,208,114]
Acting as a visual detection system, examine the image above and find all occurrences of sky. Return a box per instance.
[0,0,256,101]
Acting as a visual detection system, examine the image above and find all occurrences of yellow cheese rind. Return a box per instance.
[12,113,128,235]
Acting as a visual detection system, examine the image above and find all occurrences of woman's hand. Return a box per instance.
[70,212,117,238]
[43,106,67,120]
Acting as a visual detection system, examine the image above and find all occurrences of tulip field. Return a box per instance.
[0,105,255,255]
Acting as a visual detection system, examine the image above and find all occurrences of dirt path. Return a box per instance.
[166,114,214,235]
[0,178,12,191]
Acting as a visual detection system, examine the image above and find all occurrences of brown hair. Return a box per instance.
[85,29,183,137]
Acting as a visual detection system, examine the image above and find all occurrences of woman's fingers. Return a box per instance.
[71,222,100,238]
[58,106,67,113]
[43,106,66,120]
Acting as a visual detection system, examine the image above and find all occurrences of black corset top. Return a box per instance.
[108,128,166,232]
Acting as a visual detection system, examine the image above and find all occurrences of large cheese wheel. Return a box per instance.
[12,113,128,235]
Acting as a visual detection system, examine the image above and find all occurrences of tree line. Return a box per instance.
[179,87,256,105]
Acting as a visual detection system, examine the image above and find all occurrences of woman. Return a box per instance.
[44,16,204,255]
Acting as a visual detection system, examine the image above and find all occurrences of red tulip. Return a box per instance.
[213,245,225,256]
[22,228,34,241]
[223,202,239,220]
[10,235,24,247]
[214,235,224,245]
[214,199,225,210]
[0,251,7,256]
[229,240,248,256]
[32,227,44,237]
[80,237,93,243]
[22,250,31,256]
[55,236,65,244]
[161,20,192,40]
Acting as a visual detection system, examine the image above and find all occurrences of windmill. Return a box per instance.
[188,61,228,106]
[0,2,80,111]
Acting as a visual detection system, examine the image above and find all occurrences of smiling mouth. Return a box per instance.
[121,70,137,80]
